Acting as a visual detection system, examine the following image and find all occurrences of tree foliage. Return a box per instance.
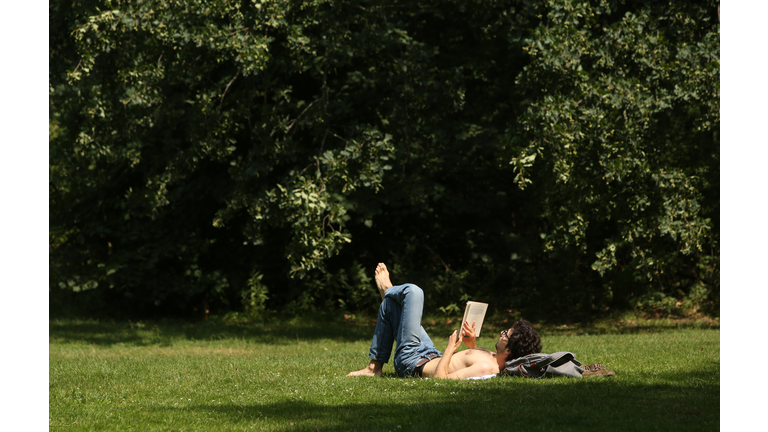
[50,0,719,319]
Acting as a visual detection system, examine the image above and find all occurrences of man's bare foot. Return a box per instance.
[347,360,383,377]
[374,263,393,300]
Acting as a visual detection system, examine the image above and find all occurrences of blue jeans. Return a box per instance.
[368,284,443,377]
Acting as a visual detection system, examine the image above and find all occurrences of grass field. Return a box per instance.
[49,315,720,431]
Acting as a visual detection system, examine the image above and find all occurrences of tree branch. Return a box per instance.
[218,71,240,114]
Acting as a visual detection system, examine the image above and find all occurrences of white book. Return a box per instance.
[459,301,489,338]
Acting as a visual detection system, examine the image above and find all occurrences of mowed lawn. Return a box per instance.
[49,316,720,431]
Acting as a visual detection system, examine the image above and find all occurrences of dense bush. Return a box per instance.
[50,0,719,319]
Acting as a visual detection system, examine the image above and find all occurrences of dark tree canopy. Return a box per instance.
[50,0,719,319]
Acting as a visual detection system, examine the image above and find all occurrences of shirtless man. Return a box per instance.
[347,263,542,379]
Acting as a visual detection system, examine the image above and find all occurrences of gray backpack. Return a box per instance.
[501,351,584,378]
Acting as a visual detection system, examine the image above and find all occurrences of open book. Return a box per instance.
[459,301,489,338]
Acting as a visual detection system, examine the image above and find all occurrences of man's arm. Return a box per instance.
[432,329,499,379]
[433,331,462,379]
[461,321,477,349]
[433,328,496,379]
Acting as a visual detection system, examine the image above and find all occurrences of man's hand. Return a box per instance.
[461,321,477,349]
[446,330,462,354]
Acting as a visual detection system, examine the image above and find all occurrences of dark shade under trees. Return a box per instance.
[49,0,719,320]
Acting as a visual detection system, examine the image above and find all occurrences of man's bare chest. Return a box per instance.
[451,348,496,368]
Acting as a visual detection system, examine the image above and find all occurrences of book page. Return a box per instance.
[459,301,488,338]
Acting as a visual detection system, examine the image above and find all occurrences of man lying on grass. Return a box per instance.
[348,263,543,379]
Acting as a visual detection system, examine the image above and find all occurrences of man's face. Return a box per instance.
[495,327,513,353]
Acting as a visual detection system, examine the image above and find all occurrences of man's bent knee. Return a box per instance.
[402,284,424,301]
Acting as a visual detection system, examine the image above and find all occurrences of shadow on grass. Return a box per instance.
[471,316,720,338]
[48,317,375,347]
[49,314,720,348]
[146,373,719,432]
[535,320,721,337]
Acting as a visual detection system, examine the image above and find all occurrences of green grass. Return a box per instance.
[50,315,719,431]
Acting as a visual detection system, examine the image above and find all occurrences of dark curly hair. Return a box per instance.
[505,319,542,362]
